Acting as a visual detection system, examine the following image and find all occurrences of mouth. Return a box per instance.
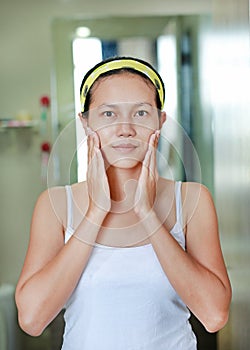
[112,142,138,153]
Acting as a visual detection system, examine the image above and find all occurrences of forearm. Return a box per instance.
[16,209,105,336]
[140,211,231,332]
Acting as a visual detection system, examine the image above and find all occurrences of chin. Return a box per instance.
[104,156,142,170]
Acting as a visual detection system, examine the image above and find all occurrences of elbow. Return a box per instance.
[203,306,230,333]
[15,291,45,337]
[203,285,232,333]
[17,312,45,337]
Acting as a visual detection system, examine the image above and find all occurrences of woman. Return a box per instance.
[15,56,231,349]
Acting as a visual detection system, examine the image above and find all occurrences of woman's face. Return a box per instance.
[87,72,166,169]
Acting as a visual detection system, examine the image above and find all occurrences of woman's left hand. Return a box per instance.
[134,130,160,219]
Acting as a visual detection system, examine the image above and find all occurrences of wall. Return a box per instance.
[0,129,45,284]
[211,0,250,348]
[0,0,211,119]
[177,15,214,191]
[0,0,211,285]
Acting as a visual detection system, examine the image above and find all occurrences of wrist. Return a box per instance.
[137,210,162,236]
[134,205,155,221]
[86,204,108,224]
[72,207,106,246]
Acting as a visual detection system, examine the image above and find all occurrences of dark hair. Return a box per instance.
[80,56,165,114]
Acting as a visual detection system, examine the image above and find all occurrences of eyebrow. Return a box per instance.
[98,102,153,109]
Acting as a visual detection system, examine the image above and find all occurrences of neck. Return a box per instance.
[106,164,142,212]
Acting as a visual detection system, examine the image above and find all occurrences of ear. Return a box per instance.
[159,111,167,128]
[78,112,88,133]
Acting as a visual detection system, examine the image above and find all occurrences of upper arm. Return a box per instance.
[184,183,230,289]
[16,187,66,292]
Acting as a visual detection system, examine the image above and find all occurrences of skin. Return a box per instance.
[15,72,232,338]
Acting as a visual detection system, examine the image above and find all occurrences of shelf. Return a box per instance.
[0,120,38,129]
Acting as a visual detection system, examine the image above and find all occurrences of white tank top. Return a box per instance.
[62,181,197,350]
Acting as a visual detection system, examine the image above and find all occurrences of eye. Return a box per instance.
[134,110,148,118]
[103,111,115,118]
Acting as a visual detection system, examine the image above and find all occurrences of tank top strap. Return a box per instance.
[175,181,183,226]
[65,185,73,230]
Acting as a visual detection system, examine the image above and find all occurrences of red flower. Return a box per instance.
[40,95,50,107]
[41,142,51,152]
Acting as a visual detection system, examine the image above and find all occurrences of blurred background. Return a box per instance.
[0,0,249,349]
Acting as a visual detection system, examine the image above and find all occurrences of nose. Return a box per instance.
[116,121,136,138]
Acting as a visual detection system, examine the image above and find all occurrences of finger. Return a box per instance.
[87,134,94,164]
[95,146,105,169]
[93,147,110,193]
[150,149,159,183]
[155,130,160,148]
[141,133,154,174]
[149,145,156,176]
[151,132,159,168]
[140,131,158,180]
[88,130,100,163]
[87,146,100,184]
[148,132,156,150]
[149,131,160,179]
[92,131,100,149]
[142,132,155,168]
[142,142,152,166]
[147,131,156,158]
[140,148,152,182]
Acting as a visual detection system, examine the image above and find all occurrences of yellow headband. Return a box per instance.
[80,59,165,112]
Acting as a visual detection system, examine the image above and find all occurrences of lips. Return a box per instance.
[112,142,138,153]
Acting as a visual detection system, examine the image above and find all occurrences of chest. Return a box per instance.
[98,206,177,247]
[97,211,151,246]
[68,181,178,247]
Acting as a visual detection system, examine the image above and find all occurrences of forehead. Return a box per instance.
[90,72,156,106]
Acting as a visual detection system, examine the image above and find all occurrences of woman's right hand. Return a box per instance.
[86,129,111,216]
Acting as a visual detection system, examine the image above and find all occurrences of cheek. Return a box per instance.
[137,125,157,142]
[135,117,160,133]
[94,122,159,149]
[96,128,113,148]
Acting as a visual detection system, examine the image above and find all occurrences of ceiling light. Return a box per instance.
[75,26,91,38]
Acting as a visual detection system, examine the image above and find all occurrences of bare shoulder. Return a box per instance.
[157,178,213,206]
[69,181,88,199]
[181,182,216,222]
[34,181,87,227]
[180,182,219,244]
[182,181,213,200]
[34,186,67,228]
[65,181,89,218]
[157,179,216,232]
